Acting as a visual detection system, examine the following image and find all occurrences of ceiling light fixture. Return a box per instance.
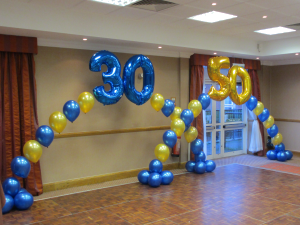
[212,3,217,6]
[188,11,237,23]
[92,0,140,6]
[256,57,259,59]
[255,26,296,35]
[158,46,162,49]
[262,16,267,18]
[83,38,87,41]
[214,52,217,55]
[296,53,299,56]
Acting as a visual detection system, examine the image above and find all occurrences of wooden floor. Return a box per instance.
[4,163,300,225]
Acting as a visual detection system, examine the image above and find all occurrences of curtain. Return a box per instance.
[248,110,263,153]
[0,52,43,195]
[248,69,265,156]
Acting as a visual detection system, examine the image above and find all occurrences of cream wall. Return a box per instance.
[35,47,190,184]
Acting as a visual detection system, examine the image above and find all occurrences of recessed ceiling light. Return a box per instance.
[296,53,299,56]
[212,3,217,6]
[83,38,87,41]
[92,0,140,6]
[256,57,259,59]
[262,16,267,19]
[188,11,237,23]
[214,52,217,55]
[158,46,162,49]
[255,26,296,35]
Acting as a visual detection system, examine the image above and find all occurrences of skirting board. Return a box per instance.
[43,162,186,192]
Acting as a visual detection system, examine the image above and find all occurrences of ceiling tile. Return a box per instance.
[227,17,256,26]
[72,1,121,15]
[109,7,155,20]
[261,16,300,27]
[29,0,85,9]
[168,0,195,4]
[158,5,207,19]
[221,2,266,16]
[272,3,300,16]
[241,10,286,22]
[139,14,182,26]
[168,18,205,29]
[194,21,238,33]
[187,0,242,10]
[248,0,300,9]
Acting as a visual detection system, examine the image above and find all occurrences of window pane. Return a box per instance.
[206,132,212,156]
[216,131,221,154]
[225,129,243,152]
[224,85,243,123]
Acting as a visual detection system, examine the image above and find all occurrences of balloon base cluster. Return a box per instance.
[267,150,293,162]
[185,151,216,174]
[2,178,33,214]
[138,159,174,188]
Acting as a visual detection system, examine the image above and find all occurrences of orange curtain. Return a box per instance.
[0,52,43,195]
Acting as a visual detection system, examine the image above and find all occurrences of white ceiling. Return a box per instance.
[0,0,300,64]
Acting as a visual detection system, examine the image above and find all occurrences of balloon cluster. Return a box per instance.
[246,96,293,162]
[138,160,174,187]
[185,139,216,174]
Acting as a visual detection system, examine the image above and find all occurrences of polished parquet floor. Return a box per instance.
[4,161,300,224]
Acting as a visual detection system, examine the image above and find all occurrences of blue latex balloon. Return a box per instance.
[267,124,278,138]
[285,150,293,160]
[149,159,163,173]
[258,108,270,122]
[266,150,277,160]
[184,124,190,132]
[194,162,206,174]
[205,160,216,172]
[123,55,154,105]
[161,171,174,185]
[36,125,54,147]
[185,161,196,172]
[2,195,14,214]
[161,99,175,117]
[180,109,194,127]
[163,130,177,148]
[195,151,206,162]
[11,156,31,178]
[18,188,28,194]
[245,96,258,111]
[2,177,20,197]
[148,173,161,188]
[90,50,124,105]
[14,192,34,210]
[63,100,80,122]
[198,93,211,110]
[138,170,150,185]
[277,151,287,162]
[275,143,285,152]
[191,139,203,155]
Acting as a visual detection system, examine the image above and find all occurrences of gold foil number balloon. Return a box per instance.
[154,144,170,162]
[170,107,182,121]
[228,66,252,105]
[23,140,43,163]
[263,115,274,129]
[49,111,67,134]
[150,93,164,112]
[272,133,283,146]
[188,100,202,118]
[207,56,231,101]
[171,118,185,137]
[78,92,95,113]
[253,101,264,116]
[184,126,198,143]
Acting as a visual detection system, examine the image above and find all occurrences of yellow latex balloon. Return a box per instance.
[207,56,231,101]
[228,66,252,105]
[170,107,182,121]
[272,133,283,146]
[78,92,95,113]
[184,126,198,143]
[49,111,67,134]
[150,93,164,112]
[188,100,202,118]
[253,101,264,116]
[23,140,43,163]
[263,115,274,129]
[154,144,170,163]
[171,118,185,137]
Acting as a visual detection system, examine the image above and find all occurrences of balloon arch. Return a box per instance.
[2,51,293,214]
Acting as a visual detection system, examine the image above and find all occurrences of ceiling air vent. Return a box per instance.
[129,0,178,12]
[285,23,300,31]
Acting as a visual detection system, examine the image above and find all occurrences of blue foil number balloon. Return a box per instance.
[11,156,31,178]
[198,93,211,110]
[36,125,54,147]
[63,100,80,122]
[258,108,270,122]
[2,177,20,197]
[267,124,278,138]
[123,55,154,105]
[90,50,124,105]
[161,99,175,117]
[245,96,258,111]
[161,171,174,185]
[163,130,177,148]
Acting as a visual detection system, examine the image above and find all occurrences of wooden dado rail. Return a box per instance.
[274,118,300,123]
[54,125,171,139]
